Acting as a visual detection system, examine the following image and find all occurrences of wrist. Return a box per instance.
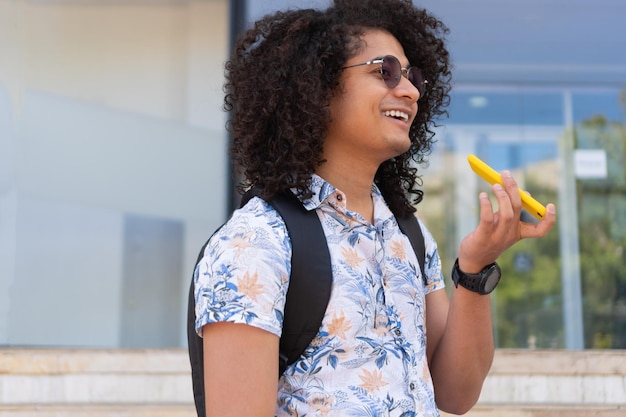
[452,258,502,295]
[457,258,490,275]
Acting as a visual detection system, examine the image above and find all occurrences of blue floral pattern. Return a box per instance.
[195,175,445,416]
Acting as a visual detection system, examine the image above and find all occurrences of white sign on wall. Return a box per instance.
[574,149,608,179]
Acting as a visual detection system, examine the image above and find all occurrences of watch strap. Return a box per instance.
[452,258,498,294]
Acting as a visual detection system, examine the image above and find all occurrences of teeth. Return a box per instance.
[383,110,409,122]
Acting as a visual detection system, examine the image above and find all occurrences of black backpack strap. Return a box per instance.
[238,189,333,373]
[396,213,427,286]
[264,191,333,375]
[187,230,218,417]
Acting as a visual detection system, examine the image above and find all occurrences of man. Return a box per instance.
[193,1,556,415]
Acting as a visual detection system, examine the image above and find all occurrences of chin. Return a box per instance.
[377,136,412,161]
[393,139,412,155]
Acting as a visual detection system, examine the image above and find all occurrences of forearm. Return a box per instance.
[429,287,494,414]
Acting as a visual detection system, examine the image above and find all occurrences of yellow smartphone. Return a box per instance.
[467,154,546,220]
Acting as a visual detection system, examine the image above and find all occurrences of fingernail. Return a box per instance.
[502,170,512,178]
[493,183,503,191]
[547,204,556,214]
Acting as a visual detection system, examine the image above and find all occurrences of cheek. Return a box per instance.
[328,90,352,117]
[328,99,357,132]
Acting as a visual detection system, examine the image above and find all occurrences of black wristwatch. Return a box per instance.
[451,258,501,295]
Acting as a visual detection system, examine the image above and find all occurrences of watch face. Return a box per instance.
[482,266,501,294]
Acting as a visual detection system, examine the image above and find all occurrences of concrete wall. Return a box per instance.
[5,90,228,348]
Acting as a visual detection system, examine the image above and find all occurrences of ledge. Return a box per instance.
[1,348,625,412]
[490,349,626,375]
[0,349,189,375]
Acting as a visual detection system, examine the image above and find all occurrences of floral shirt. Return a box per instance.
[195,175,445,417]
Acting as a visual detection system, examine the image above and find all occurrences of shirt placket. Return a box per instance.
[377,225,425,406]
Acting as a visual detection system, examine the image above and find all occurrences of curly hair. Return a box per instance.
[224,0,451,216]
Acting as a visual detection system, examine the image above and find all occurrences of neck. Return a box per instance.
[315,158,378,223]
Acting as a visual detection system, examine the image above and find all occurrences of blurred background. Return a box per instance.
[0,0,624,354]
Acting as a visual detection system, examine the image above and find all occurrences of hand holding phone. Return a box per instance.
[467,154,546,220]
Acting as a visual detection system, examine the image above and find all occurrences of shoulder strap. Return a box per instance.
[239,189,334,373]
[396,213,427,285]
[266,191,332,375]
[187,227,219,417]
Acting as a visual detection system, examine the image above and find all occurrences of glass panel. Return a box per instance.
[573,90,626,348]
[447,90,564,126]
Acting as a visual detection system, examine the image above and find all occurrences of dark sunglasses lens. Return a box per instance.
[381,56,402,88]
[381,56,425,96]
[408,67,425,96]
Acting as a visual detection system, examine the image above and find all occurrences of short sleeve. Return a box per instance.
[194,197,292,338]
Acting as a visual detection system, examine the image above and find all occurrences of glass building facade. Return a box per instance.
[0,0,624,350]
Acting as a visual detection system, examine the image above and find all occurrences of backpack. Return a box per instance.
[186,189,426,417]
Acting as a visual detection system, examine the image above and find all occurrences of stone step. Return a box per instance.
[0,349,192,405]
[441,405,626,417]
[0,405,196,417]
[1,348,625,416]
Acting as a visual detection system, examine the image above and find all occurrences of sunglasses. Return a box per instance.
[343,55,427,98]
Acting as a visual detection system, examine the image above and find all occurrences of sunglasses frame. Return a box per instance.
[343,55,427,98]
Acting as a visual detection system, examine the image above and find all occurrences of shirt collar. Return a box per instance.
[297,174,335,211]
[297,175,394,225]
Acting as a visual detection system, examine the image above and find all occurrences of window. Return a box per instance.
[420,87,626,349]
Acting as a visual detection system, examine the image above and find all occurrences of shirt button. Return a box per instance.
[409,382,416,391]
[336,194,342,201]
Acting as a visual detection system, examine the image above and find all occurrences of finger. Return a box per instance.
[490,182,516,240]
[521,203,557,238]
[477,191,495,231]
[468,192,496,243]
[500,170,522,212]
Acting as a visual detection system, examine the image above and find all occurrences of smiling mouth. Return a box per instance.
[383,110,409,123]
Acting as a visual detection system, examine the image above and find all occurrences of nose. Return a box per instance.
[395,75,420,102]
